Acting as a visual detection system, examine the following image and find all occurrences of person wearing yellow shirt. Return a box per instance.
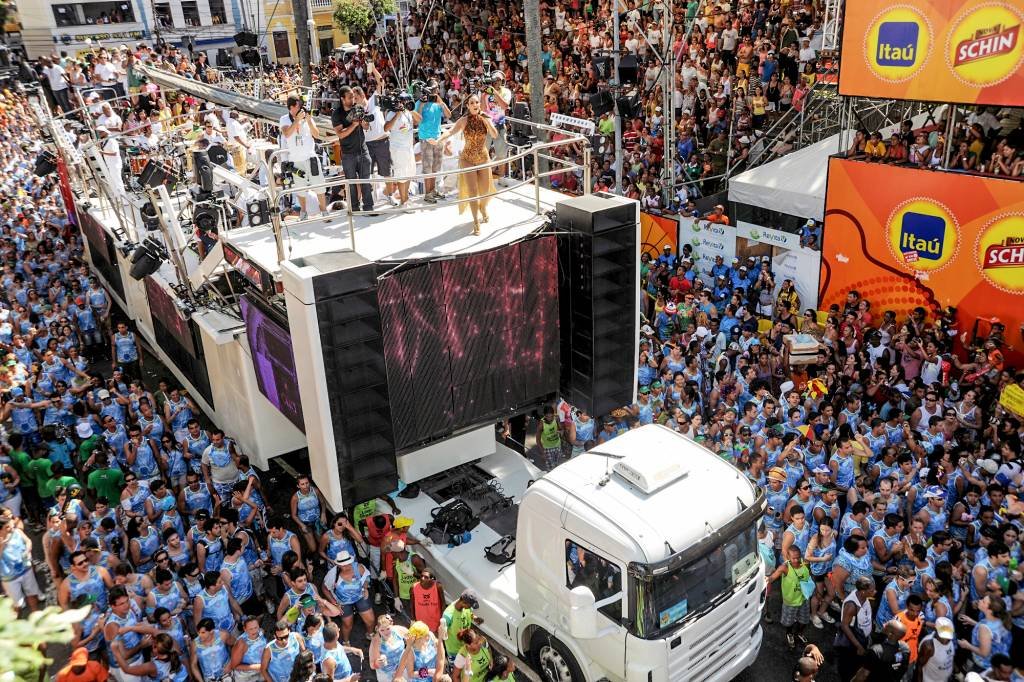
[864,132,887,161]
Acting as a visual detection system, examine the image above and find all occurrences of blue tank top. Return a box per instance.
[185,431,211,472]
[295,490,321,524]
[875,581,908,628]
[269,530,295,568]
[333,565,369,605]
[266,634,301,682]
[68,566,109,610]
[107,611,143,668]
[130,441,158,479]
[10,404,37,434]
[809,537,835,576]
[153,656,189,682]
[323,645,353,679]
[195,635,230,680]
[239,632,267,665]
[100,401,127,427]
[114,331,138,363]
[0,530,30,580]
[206,442,232,469]
[164,447,186,478]
[149,584,184,617]
[168,398,193,432]
[785,522,812,554]
[411,637,438,674]
[198,588,235,632]
[197,535,224,573]
[183,484,214,520]
[765,487,791,532]
[223,557,253,602]
[80,608,106,653]
[378,630,405,674]
[572,416,596,453]
[869,529,901,576]
[134,526,160,572]
[305,629,325,664]
[138,414,164,441]
[325,531,356,563]
[924,507,948,538]
[832,453,855,488]
[972,619,1011,670]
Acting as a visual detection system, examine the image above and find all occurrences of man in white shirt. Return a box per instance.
[41,56,72,113]
[279,96,326,216]
[97,103,123,132]
[224,111,253,174]
[355,64,395,205]
[96,127,125,196]
[480,71,511,176]
[92,53,123,99]
[798,38,817,72]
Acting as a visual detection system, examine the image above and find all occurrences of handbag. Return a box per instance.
[799,573,815,600]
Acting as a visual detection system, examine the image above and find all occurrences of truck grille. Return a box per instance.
[666,581,760,681]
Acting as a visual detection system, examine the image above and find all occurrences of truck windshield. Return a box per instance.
[634,524,759,638]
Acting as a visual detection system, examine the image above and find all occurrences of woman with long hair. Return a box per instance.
[434,94,499,235]
[959,595,1012,671]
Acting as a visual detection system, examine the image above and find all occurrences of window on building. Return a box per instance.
[181,1,200,26]
[208,0,228,25]
[153,1,172,28]
[273,30,291,59]
[52,2,135,26]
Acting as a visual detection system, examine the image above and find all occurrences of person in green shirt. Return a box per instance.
[76,423,102,468]
[45,468,80,500]
[86,454,124,505]
[26,446,55,505]
[452,627,492,682]
[767,544,812,649]
[439,590,482,662]
[488,652,517,681]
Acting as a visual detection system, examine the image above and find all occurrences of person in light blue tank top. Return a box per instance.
[231,616,268,681]
[291,475,325,553]
[182,421,212,474]
[221,537,255,610]
[263,623,305,682]
[569,411,596,457]
[303,614,327,665]
[396,622,442,681]
[125,426,160,481]
[194,572,239,634]
[369,614,408,682]
[128,517,160,573]
[192,618,233,681]
[965,596,1012,670]
[321,621,361,681]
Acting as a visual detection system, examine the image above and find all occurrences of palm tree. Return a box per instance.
[524,0,546,178]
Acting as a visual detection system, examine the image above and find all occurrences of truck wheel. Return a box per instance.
[530,631,585,682]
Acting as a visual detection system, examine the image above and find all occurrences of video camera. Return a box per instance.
[348,104,375,123]
[379,90,415,113]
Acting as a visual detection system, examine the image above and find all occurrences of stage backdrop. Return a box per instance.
[838,0,1024,106]
[820,158,1024,359]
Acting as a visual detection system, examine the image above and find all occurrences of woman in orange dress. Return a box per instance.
[434,94,498,235]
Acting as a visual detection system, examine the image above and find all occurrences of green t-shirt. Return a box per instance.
[87,467,125,505]
[352,499,376,528]
[78,435,102,464]
[44,474,79,500]
[394,555,417,600]
[457,642,492,682]
[8,448,32,483]
[442,603,474,654]
[26,458,53,497]
[780,561,811,607]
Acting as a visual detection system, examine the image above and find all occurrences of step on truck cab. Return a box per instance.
[402,423,767,682]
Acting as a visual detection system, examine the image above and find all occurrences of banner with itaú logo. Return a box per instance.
[820,158,1024,359]
[839,0,1024,106]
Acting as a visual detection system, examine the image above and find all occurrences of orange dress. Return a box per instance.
[457,114,495,213]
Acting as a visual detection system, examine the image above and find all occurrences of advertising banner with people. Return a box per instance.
[683,217,736,286]
[839,0,1024,106]
[736,222,822,311]
[820,158,1024,357]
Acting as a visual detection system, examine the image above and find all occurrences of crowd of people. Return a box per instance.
[847,110,1024,178]
[614,219,1024,680]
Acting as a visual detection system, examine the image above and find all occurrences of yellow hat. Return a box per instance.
[408,621,431,639]
[767,467,788,482]
[394,516,414,529]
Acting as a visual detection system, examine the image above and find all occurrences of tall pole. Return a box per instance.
[525,0,546,169]
[307,0,320,66]
[661,5,674,200]
[612,1,623,195]
[292,0,312,87]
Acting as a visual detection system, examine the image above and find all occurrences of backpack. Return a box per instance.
[422,498,479,546]
[485,535,516,565]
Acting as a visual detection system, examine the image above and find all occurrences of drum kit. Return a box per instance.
[122,124,194,192]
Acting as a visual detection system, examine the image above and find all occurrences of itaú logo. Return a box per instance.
[954,23,1020,64]
[886,198,959,273]
[865,7,932,82]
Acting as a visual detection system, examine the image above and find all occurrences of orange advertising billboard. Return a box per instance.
[820,158,1024,358]
[839,0,1024,106]
[640,211,678,259]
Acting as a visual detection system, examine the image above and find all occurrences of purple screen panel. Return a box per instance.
[240,295,305,432]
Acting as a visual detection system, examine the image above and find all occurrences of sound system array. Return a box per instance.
[310,254,399,504]
[618,54,638,85]
[554,196,637,417]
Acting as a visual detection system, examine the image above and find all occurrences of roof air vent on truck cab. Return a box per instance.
[611,454,689,494]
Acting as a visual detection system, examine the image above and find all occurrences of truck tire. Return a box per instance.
[529,631,586,682]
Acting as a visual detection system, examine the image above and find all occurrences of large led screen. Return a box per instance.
[240,295,305,432]
[380,236,559,450]
[144,277,196,357]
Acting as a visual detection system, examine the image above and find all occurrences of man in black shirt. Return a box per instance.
[331,85,374,213]
[859,619,910,681]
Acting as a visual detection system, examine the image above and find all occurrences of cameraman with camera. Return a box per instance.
[331,85,375,214]
[415,80,450,204]
[479,70,512,176]
[279,95,327,217]
[384,93,421,211]
[354,62,396,206]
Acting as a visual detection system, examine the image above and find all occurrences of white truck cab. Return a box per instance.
[402,424,766,682]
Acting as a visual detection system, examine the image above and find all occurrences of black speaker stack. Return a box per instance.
[618,54,639,84]
[554,196,637,417]
[311,254,398,504]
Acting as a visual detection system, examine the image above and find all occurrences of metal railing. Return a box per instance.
[262,116,592,262]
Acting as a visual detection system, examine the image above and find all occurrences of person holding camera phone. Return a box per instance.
[384,93,421,212]
[356,62,396,206]
[331,86,375,214]
[280,95,326,218]
[416,80,451,204]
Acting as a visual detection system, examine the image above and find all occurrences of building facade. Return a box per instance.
[262,0,347,65]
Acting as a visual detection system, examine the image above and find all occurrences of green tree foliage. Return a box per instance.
[0,598,88,682]
[333,0,398,36]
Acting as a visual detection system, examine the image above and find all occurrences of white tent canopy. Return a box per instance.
[727,134,840,222]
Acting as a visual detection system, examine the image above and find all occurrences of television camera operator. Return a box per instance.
[279,95,326,217]
[332,85,375,214]
[477,69,511,177]
[415,79,450,204]
[383,92,420,210]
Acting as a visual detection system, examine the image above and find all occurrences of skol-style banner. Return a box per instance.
[839,0,1024,106]
[820,158,1024,358]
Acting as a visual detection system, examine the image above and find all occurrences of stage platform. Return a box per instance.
[223,183,563,274]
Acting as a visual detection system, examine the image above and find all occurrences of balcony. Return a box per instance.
[311,0,334,9]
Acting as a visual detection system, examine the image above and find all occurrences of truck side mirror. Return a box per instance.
[568,586,599,638]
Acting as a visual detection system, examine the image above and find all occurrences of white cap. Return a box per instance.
[935,617,954,640]
[695,326,710,338]
[76,423,93,439]
[97,389,111,400]
[640,324,655,336]
[978,459,999,475]
[334,551,354,566]
[806,219,816,227]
